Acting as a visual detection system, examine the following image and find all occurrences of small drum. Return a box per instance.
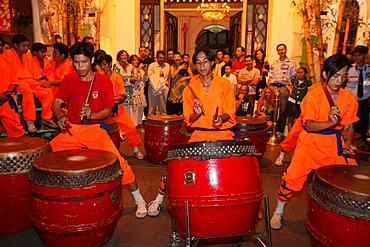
[0,137,51,235]
[306,165,370,247]
[29,149,123,247]
[166,140,263,238]
[144,115,184,164]
[106,117,120,151]
[233,116,268,163]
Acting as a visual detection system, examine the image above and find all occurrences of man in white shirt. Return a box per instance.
[148,50,170,115]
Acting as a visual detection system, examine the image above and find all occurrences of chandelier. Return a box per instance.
[197,3,230,23]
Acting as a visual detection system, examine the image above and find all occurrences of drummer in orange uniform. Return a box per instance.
[0,55,24,137]
[147,47,236,217]
[98,54,144,159]
[50,42,148,219]
[270,53,359,230]
[2,34,57,132]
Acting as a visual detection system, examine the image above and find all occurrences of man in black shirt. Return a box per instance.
[139,46,155,118]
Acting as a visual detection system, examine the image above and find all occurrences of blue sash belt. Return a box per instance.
[195,127,239,140]
[305,128,342,156]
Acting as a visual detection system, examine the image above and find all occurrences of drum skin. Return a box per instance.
[166,140,263,238]
[0,137,51,235]
[234,116,267,163]
[106,117,120,151]
[306,165,370,247]
[144,115,184,164]
[29,149,123,247]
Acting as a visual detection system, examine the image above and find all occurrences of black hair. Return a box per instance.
[70,42,94,60]
[223,62,233,69]
[31,42,47,55]
[53,43,69,59]
[12,34,29,46]
[82,36,94,43]
[156,50,166,58]
[297,67,308,74]
[116,50,129,62]
[98,54,113,65]
[254,48,266,62]
[322,53,351,82]
[245,54,253,60]
[181,53,190,59]
[236,46,245,53]
[276,43,287,51]
[192,47,216,69]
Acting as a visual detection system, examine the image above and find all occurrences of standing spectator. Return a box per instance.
[235,84,251,116]
[2,34,56,132]
[268,43,297,136]
[113,50,135,117]
[99,54,144,160]
[129,54,147,131]
[347,45,370,142]
[167,52,193,115]
[269,53,358,230]
[221,52,232,77]
[166,48,175,66]
[254,48,269,96]
[238,55,261,115]
[148,50,170,115]
[51,42,148,218]
[284,67,312,131]
[232,46,246,76]
[222,63,237,95]
[213,49,226,77]
[138,46,155,118]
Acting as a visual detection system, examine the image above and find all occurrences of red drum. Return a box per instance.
[144,115,184,164]
[166,140,263,238]
[306,165,370,247]
[29,149,123,247]
[0,137,51,235]
[234,116,268,163]
[106,117,120,151]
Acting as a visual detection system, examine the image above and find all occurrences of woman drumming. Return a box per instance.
[255,86,276,129]
[129,54,147,131]
[270,53,359,230]
[113,50,135,118]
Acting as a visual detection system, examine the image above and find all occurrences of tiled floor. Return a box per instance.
[1,132,369,247]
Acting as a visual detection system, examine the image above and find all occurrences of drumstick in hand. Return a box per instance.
[80,74,96,121]
[188,85,205,116]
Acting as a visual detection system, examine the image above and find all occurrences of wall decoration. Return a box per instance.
[0,0,14,34]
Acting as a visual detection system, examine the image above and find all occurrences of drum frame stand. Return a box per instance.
[170,196,272,247]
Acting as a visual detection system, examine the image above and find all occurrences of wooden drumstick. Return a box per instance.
[80,73,96,121]
[188,85,205,116]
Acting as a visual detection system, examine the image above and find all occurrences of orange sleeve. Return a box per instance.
[111,72,126,97]
[337,89,359,126]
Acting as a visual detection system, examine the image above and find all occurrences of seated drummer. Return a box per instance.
[50,42,149,219]
[146,47,236,217]
[235,84,252,116]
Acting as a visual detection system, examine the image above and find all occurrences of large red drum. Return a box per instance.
[306,165,370,247]
[144,115,184,164]
[166,140,263,238]
[233,116,268,163]
[0,137,51,235]
[106,117,120,151]
[29,149,123,247]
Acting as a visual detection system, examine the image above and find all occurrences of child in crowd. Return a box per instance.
[222,63,237,95]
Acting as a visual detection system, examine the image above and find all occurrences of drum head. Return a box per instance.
[29,149,122,188]
[234,116,267,132]
[147,114,184,123]
[310,165,370,220]
[166,140,260,161]
[0,137,49,154]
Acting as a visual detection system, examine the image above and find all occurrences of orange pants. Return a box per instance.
[50,124,136,185]
[17,79,54,121]
[114,105,141,147]
[280,115,304,152]
[0,103,24,137]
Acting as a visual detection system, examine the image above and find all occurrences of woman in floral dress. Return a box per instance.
[129,54,147,130]
[113,50,135,117]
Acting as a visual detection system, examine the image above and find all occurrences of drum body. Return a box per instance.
[306,165,370,247]
[166,140,263,238]
[0,137,51,235]
[234,116,267,163]
[106,117,120,151]
[144,115,184,164]
[29,149,123,247]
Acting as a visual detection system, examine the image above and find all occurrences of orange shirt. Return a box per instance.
[2,48,35,80]
[109,71,126,99]
[0,56,17,91]
[32,56,52,79]
[48,59,74,81]
[183,75,236,142]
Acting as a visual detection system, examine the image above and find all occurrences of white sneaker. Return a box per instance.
[147,200,162,217]
[270,212,283,230]
[135,200,147,219]
[275,157,283,166]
